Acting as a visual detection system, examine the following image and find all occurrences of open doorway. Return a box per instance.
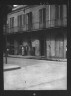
[40,39,45,56]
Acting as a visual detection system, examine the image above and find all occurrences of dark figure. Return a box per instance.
[24,46,28,55]
[7,48,9,56]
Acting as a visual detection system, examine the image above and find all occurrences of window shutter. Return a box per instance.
[60,5,63,20]
[55,5,59,20]
[10,18,11,28]
[17,16,20,27]
[27,13,29,24]
[26,13,28,24]
[11,18,13,27]
[23,14,25,26]
[30,12,32,25]
[12,18,13,27]
[12,17,14,28]
[43,8,46,23]
[39,9,42,24]
[17,16,19,26]
[20,15,22,26]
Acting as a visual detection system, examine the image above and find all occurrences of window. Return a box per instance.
[39,9,42,24]
[43,8,46,23]
[55,5,59,21]
[23,14,26,26]
[19,15,22,26]
[27,12,32,30]
[55,5,63,20]
[60,5,63,19]
[17,15,22,27]
[10,17,14,28]
[39,8,46,27]
[27,12,32,25]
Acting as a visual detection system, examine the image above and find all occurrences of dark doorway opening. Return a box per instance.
[40,39,45,56]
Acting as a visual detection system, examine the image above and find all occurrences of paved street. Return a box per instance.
[3,57,67,90]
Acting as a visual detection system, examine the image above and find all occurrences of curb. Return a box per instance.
[4,67,21,71]
[3,55,67,62]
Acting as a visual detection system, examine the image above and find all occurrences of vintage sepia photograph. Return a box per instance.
[3,4,67,90]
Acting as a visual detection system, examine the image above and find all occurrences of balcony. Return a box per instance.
[7,17,67,34]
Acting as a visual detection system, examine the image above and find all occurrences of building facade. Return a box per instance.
[3,5,67,59]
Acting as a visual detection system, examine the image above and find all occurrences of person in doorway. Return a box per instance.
[7,48,9,56]
[22,46,25,56]
[25,46,28,55]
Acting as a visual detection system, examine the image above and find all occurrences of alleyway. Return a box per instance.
[3,57,67,90]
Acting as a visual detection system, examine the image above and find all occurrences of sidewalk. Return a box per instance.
[4,55,67,62]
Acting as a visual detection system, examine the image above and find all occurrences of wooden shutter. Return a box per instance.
[12,17,14,28]
[55,5,59,20]
[23,14,25,26]
[10,18,11,28]
[60,5,63,20]
[17,16,19,26]
[17,16,20,27]
[39,9,42,24]
[30,12,32,25]
[27,12,32,30]
[55,5,59,25]
[20,15,22,26]
[43,8,46,23]
[43,8,46,28]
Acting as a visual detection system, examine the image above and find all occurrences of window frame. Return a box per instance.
[10,17,14,28]
[39,8,46,24]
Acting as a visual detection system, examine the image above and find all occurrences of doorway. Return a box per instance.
[55,33,64,58]
[40,39,45,56]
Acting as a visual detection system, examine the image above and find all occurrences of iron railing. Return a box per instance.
[7,17,67,34]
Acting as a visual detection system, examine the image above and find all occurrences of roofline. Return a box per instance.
[8,5,28,16]
[7,5,49,16]
[12,5,27,11]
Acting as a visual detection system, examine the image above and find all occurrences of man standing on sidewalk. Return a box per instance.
[22,46,25,56]
[7,48,9,56]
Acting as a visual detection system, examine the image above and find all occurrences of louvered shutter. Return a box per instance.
[30,12,32,25]
[23,14,25,26]
[60,5,63,20]
[10,18,11,28]
[39,9,42,24]
[43,8,46,23]
[43,8,46,28]
[17,16,19,27]
[55,5,59,20]
[20,15,22,26]
[12,17,14,28]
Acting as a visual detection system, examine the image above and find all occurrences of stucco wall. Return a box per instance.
[46,30,67,59]
[32,39,40,56]
[7,5,67,32]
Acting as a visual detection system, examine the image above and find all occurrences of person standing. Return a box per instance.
[22,46,24,56]
[7,48,9,56]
